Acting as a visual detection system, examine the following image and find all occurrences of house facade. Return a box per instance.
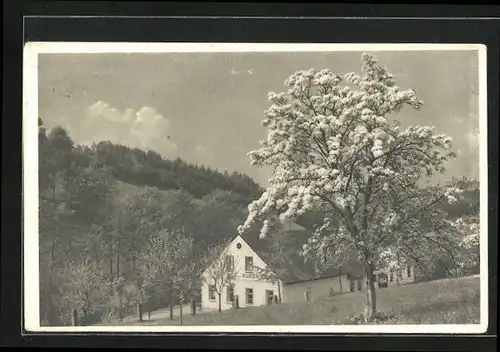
[282,263,417,303]
[200,235,280,312]
[282,273,354,302]
[375,263,416,288]
[200,230,417,310]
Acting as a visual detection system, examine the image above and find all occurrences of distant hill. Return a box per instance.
[90,141,264,201]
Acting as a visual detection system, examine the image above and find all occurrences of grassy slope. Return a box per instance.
[101,276,480,326]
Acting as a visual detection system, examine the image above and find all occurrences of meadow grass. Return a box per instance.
[98,276,480,326]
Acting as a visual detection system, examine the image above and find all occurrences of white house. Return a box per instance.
[200,234,280,311]
[281,263,366,302]
[200,224,417,310]
[283,262,417,302]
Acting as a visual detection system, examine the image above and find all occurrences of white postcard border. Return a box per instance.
[23,42,489,334]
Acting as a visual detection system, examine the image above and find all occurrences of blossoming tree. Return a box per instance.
[203,241,238,313]
[238,53,464,319]
[451,215,480,276]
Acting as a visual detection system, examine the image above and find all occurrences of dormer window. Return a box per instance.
[245,256,253,272]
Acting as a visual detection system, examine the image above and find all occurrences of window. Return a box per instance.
[245,256,254,272]
[208,285,216,300]
[226,285,234,303]
[407,265,412,278]
[266,290,274,305]
[350,280,355,292]
[397,269,403,280]
[378,273,388,288]
[245,288,254,305]
[225,255,234,271]
[357,280,362,291]
[389,271,394,282]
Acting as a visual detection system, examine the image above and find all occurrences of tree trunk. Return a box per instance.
[118,295,123,322]
[170,304,174,320]
[44,234,57,324]
[137,303,144,322]
[108,231,113,280]
[71,308,78,326]
[180,303,183,326]
[131,254,136,273]
[116,236,120,279]
[116,237,122,321]
[364,263,377,320]
[277,281,282,303]
[339,266,343,293]
[46,182,57,324]
[218,293,222,313]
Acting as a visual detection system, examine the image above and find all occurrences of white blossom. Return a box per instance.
[239,54,461,310]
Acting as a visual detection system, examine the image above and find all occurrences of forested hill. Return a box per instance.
[38,121,266,256]
[90,140,264,200]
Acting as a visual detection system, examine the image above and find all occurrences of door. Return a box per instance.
[266,290,274,305]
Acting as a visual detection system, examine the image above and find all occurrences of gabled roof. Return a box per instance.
[240,221,366,284]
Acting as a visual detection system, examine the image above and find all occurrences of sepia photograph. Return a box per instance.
[23,42,488,334]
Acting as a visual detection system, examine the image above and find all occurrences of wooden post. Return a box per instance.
[304,291,310,302]
[234,295,239,309]
[169,304,174,320]
[71,308,78,326]
[191,299,196,316]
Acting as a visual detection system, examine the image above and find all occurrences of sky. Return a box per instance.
[38,49,480,186]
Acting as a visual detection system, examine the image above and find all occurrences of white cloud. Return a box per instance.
[465,129,479,149]
[84,101,178,155]
[195,144,209,155]
[229,68,255,75]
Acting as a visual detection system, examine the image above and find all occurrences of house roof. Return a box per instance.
[240,221,366,284]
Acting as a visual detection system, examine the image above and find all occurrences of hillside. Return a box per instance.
[91,140,264,200]
[97,276,480,326]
